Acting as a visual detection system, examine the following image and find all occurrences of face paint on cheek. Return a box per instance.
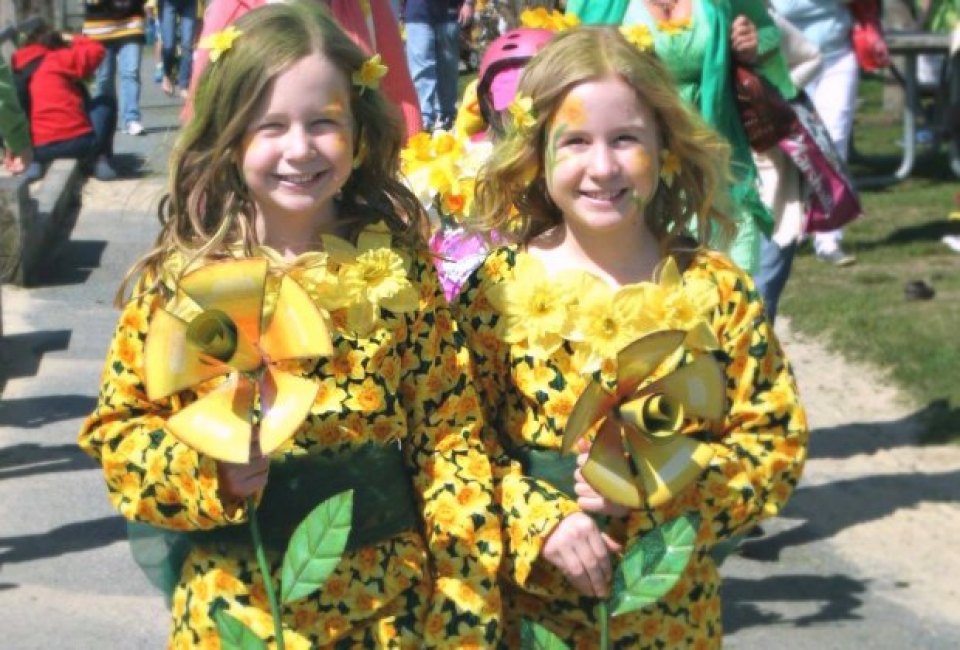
[545,122,568,178]
[633,148,653,176]
[630,189,648,215]
[237,131,257,175]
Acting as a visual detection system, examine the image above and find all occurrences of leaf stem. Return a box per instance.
[247,496,286,650]
[598,599,610,650]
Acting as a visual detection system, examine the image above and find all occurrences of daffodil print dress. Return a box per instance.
[455,246,808,648]
[79,225,502,649]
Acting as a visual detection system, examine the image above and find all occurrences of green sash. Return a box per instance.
[511,447,578,499]
[128,444,419,603]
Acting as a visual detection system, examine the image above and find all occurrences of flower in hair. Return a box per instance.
[199,26,242,63]
[507,94,537,134]
[660,149,681,187]
[621,24,654,52]
[353,53,388,93]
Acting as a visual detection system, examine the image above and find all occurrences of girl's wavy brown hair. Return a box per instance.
[473,26,735,254]
[118,0,428,304]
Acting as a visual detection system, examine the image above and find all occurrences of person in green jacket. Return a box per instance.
[565,0,631,24]
[620,0,787,275]
[0,56,33,175]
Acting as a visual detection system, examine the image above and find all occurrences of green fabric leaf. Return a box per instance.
[280,489,353,604]
[609,512,700,617]
[520,619,570,650]
[214,609,268,650]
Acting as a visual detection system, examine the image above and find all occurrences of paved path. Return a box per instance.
[3,65,960,649]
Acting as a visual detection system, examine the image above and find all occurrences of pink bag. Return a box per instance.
[777,92,863,233]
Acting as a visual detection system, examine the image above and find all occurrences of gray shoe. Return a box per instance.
[816,247,856,267]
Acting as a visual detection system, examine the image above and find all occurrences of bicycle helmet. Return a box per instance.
[477,28,554,134]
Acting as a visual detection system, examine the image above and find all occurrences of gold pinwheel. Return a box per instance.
[561,329,727,509]
[144,258,333,463]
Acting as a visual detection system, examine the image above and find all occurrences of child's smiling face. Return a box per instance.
[544,75,661,234]
[241,52,354,237]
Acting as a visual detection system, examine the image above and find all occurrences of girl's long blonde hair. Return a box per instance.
[473,27,735,253]
[118,0,428,304]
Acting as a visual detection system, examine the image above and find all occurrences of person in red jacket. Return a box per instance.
[14,21,118,181]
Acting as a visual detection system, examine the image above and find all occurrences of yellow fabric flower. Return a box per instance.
[486,253,578,356]
[198,26,242,63]
[322,222,419,336]
[660,149,681,187]
[620,24,654,52]
[507,94,537,133]
[520,7,579,31]
[353,53,388,92]
[568,275,659,369]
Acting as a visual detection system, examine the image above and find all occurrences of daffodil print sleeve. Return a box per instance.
[79,288,241,532]
[454,251,583,592]
[454,246,808,648]
[397,255,503,648]
[616,253,808,549]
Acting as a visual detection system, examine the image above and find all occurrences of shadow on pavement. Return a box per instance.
[738,469,960,563]
[0,442,97,481]
[0,396,96,429]
[0,515,127,566]
[30,240,108,287]
[110,152,150,178]
[723,573,867,632]
[0,330,71,384]
[806,403,941,460]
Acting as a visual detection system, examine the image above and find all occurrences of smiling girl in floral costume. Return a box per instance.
[78,2,501,647]
[456,28,807,647]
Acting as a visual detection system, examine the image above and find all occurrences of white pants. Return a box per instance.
[806,48,860,253]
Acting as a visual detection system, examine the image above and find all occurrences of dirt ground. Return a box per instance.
[775,318,960,626]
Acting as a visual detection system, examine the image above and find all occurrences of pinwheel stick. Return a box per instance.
[247,495,286,650]
[598,600,610,650]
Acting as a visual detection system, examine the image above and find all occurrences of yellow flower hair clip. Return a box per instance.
[620,24,654,52]
[198,25,242,63]
[660,149,681,187]
[507,94,537,134]
[353,53,388,93]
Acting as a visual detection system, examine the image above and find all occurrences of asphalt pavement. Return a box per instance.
[2,61,960,649]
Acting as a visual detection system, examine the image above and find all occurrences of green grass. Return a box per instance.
[779,77,960,444]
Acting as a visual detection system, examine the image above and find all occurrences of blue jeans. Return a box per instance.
[34,95,117,163]
[93,39,143,125]
[754,236,797,325]
[161,0,197,90]
[404,21,460,129]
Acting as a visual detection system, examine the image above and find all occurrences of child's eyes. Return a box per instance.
[256,122,284,132]
[309,118,342,129]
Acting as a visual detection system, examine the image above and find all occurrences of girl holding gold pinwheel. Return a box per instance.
[456,28,808,648]
[78,2,501,648]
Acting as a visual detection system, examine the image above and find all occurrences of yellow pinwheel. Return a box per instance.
[561,328,727,509]
[144,258,333,463]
